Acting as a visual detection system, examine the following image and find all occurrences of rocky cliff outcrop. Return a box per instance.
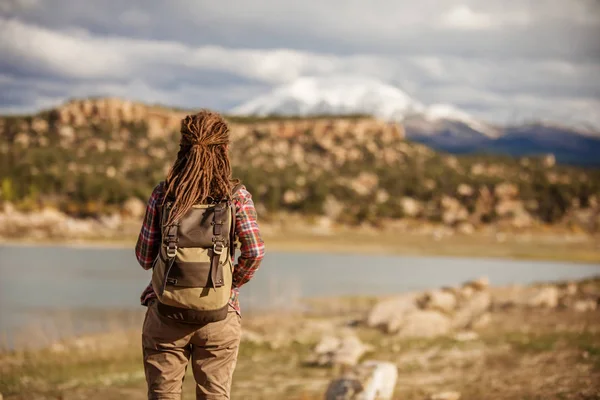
[1,97,599,240]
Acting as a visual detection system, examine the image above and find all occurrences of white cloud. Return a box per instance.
[0,1,598,130]
[440,5,496,30]
[5,0,599,60]
[0,18,129,79]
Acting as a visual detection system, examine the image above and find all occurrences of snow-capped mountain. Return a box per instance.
[232,76,423,118]
[231,76,600,165]
[231,76,498,137]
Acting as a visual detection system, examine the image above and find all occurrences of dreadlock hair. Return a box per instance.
[163,110,238,226]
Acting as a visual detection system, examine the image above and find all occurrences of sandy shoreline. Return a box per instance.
[2,229,599,264]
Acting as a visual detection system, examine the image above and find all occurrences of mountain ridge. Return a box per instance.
[2,93,598,166]
[231,75,500,137]
[231,76,600,165]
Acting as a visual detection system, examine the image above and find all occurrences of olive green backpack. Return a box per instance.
[151,184,242,324]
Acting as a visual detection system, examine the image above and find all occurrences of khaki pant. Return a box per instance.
[142,300,242,400]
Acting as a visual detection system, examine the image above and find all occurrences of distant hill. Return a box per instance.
[404,119,600,166]
[0,97,599,233]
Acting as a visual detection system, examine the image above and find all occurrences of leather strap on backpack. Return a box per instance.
[229,182,244,259]
[161,202,179,295]
[210,204,227,289]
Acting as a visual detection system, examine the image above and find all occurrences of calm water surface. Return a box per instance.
[1,244,599,348]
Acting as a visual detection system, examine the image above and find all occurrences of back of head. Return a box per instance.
[164,110,236,225]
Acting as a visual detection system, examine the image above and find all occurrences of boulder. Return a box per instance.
[458,285,475,300]
[312,216,333,236]
[283,190,299,204]
[419,290,457,314]
[565,282,578,296]
[315,335,342,357]
[375,189,389,204]
[463,277,490,291]
[400,197,422,218]
[325,361,397,400]
[452,292,492,330]
[457,222,475,235]
[457,184,474,197]
[31,118,49,133]
[366,293,418,331]
[511,209,534,229]
[334,336,373,367]
[324,195,344,220]
[495,182,519,199]
[441,196,468,225]
[313,334,371,367]
[99,214,122,230]
[351,172,379,196]
[495,199,533,228]
[394,310,452,338]
[33,208,67,227]
[471,312,492,329]
[527,287,559,308]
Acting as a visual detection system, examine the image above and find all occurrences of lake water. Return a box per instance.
[1,244,599,349]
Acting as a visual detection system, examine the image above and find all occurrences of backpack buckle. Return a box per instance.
[213,241,224,255]
[166,242,178,258]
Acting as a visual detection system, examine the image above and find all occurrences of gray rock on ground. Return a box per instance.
[526,286,559,308]
[366,292,419,331]
[452,291,492,330]
[455,277,489,301]
[393,310,452,338]
[463,277,490,291]
[325,361,398,400]
[471,312,492,329]
[313,334,372,367]
[367,277,493,338]
[334,336,372,366]
[565,282,578,296]
[419,290,457,314]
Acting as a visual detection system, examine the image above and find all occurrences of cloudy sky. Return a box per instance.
[1,0,599,129]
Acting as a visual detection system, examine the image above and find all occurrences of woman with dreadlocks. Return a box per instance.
[135,110,265,399]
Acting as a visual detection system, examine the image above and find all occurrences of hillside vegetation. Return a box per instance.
[1,98,599,235]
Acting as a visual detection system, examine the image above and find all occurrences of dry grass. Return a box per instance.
[1,304,600,400]
[263,229,600,264]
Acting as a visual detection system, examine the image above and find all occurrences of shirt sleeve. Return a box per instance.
[135,183,164,270]
[232,187,265,288]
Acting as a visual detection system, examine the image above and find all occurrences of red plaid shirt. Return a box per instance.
[135,182,265,315]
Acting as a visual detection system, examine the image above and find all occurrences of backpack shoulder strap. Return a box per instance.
[229,181,243,259]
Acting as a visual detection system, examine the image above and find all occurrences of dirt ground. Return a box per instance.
[2,293,600,400]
